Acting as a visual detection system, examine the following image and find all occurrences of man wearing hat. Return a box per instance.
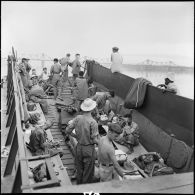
[110,47,123,73]
[28,73,49,114]
[65,98,99,184]
[98,123,128,182]
[31,73,39,86]
[157,72,179,94]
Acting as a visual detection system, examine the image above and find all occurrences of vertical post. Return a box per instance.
[5,111,16,146]
[41,53,45,69]
[4,129,18,176]
[12,162,22,193]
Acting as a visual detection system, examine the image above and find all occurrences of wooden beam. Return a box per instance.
[34,172,193,193]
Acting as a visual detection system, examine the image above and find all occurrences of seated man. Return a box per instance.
[92,90,115,119]
[157,72,179,95]
[28,120,63,157]
[28,73,49,114]
[39,67,49,82]
[39,75,54,95]
[113,112,140,154]
[98,123,128,182]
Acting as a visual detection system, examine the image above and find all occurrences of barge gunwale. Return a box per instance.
[86,60,194,146]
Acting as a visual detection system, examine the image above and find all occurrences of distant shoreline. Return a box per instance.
[101,63,194,74]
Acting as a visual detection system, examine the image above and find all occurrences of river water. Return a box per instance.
[1,59,194,99]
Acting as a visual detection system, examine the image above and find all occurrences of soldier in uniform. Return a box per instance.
[50,58,62,100]
[59,53,71,90]
[72,54,81,81]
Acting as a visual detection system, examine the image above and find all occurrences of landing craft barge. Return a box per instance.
[1,48,193,193]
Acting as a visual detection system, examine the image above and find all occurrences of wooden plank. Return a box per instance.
[62,164,75,170]
[34,172,194,193]
[51,132,63,135]
[52,134,64,138]
[50,156,72,186]
[61,159,74,165]
[50,130,62,133]
[60,146,70,151]
[152,184,194,193]
[61,154,74,160]
[61,150,72,155]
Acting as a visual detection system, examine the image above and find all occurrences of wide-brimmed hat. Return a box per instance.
[31,73,38,79]
[108,123,122,134]
[80,98,97,112]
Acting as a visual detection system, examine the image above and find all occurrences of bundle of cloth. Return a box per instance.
[133,152,174,177]
[28,84,48,114]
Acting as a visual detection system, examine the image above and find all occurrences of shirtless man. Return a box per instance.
[98,123,128,181]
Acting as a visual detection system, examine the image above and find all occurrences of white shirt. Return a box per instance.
[42,72,49,81]
[111,52,123,73]
[167,82,180,95]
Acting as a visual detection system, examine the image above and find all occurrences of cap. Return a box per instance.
[108,123,122,134]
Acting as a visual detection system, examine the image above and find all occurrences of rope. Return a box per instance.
[135,78,143,108]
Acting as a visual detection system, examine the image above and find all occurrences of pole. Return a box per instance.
[41,53,45,69]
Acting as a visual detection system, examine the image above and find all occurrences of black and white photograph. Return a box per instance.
[1,1,194,193]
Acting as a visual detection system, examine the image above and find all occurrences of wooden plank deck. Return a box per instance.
[44,98,76,183]
[34,172,194,193]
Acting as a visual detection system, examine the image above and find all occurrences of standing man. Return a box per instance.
[18,58,29,88]
[59,53,71,90]
[73,71,89,110]
[98,123,128,182]
[72,54,81,81]
[50,58,62,100]
[111,47,123,73]
[65,98,99,184]
[25,58,31,81]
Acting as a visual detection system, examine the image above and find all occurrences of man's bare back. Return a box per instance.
[98,136,115,165]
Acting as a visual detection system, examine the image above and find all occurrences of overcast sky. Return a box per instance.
[1,1,194,66]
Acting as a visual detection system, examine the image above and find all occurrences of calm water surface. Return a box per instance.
[1,59,194,99]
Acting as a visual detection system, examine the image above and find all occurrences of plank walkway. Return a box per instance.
[44,79,77,184]
[45,98,76,183]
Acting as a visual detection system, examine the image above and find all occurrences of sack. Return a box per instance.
[27,103,37,111]
[124,78,152,109]
[31,163,47,182]
[153,166,174,176]
[29,113,40,124]
[133,153,174,177]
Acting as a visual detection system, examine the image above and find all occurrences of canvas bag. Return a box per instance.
[124,78,152,109]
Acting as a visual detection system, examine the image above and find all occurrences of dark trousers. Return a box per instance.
[75,143,95,184]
